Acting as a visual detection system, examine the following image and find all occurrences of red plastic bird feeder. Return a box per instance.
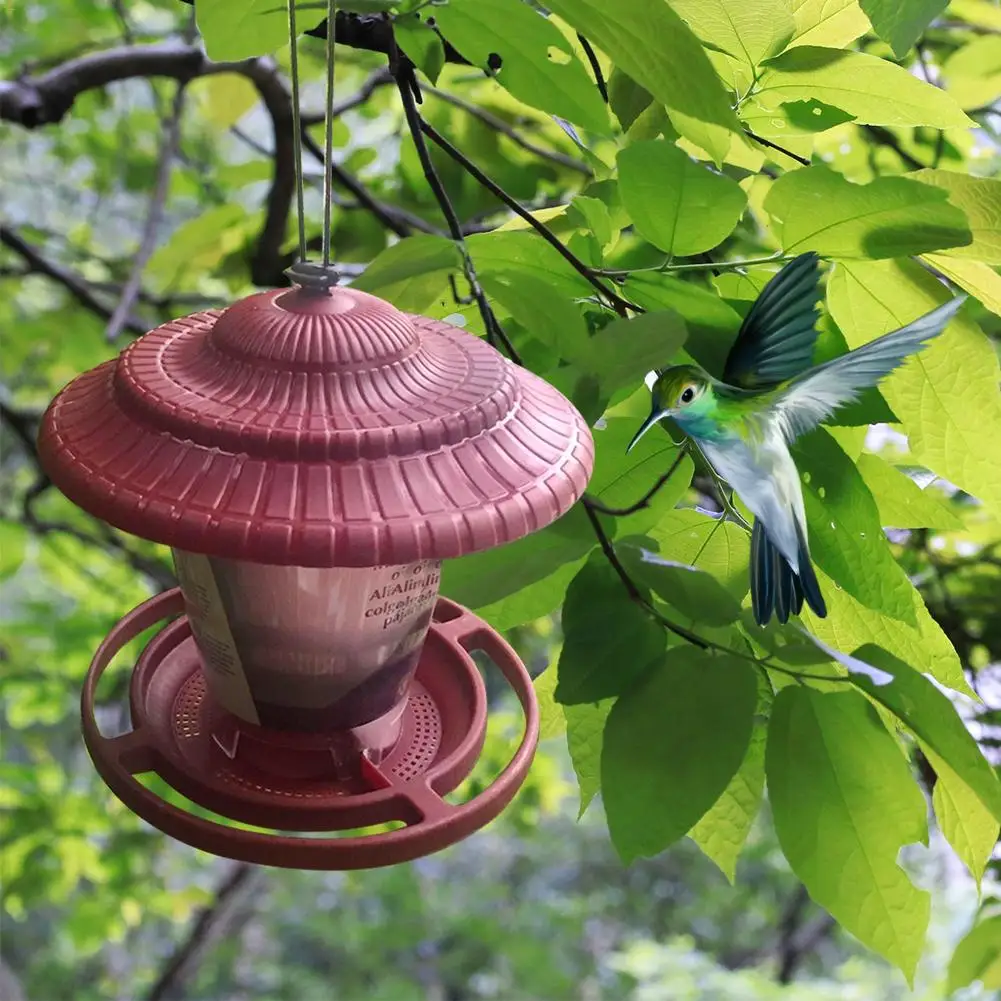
[38,283,593,869]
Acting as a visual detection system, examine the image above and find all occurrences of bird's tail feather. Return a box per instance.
[751,519,826,625]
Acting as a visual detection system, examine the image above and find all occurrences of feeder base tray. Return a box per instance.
[82,589,539,870]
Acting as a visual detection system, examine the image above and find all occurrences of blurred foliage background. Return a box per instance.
[3,0,1001,998]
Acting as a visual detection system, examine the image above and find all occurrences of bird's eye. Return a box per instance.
[680,386,695,405]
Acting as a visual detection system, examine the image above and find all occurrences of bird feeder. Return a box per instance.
[38,282,593,869]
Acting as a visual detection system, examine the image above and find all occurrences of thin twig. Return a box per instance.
[106,82,185,341]
[417,116,638,315]
[425,85,592,175]
[744,130,811,167]
[585,447,689,517]
[576,33,608,103]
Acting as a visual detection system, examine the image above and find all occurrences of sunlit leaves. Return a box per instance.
[688,719,765,883]
[755,47,973,130]
[617,141,747,257]
[602,648,757,862]
[792,429,917,622]
[948,915,1001,994]
[911,169,1001,263]
[767,687,930,981]
[763,167,972,258]
[828,258,1001,523]
[860,0,948,58]
[196,0,327,60]
[855,453,963,530]
[942,35,1001,110]
[352,235,460,310]
[788,0,871,49]
[431,0,609,134]
[542,0,742,164]
[554,554,666,705]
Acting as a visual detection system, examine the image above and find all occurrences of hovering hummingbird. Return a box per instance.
[627,252,965,626]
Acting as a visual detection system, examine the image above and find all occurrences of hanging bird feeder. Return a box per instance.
[38,277,593,869]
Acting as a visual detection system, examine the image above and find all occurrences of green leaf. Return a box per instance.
[767,687,930,982]
[608,68,652,131]
[801,564,974,698]
[566,698,613,817]
[620,543,742,627]
[647,509,751,603]
[789,0,871,49]
[602,648,757,861]
[855,453,963,530]
[911,169,1001,264]
[942,35,1001,110]
[791,429,918,623]
[739,97,856,139]
[847,644,1001,824]
[860,0,948,57]
[763,166,972,259]
[669,0,795,87]
[755,47,973,130]
[948,915,1001,994]
[480,272,590,361]
[439,506,595,617]
[533,668,567,741]
[827,258,1001,524]
[617,141,747,257]
[689,720,766,883]
[394,14,445,84]
[542,0,742,164]
[195,75,260,129]
[554,555,666,705]
[197,0,326,60]
[927,748,999,887]
[579,310,688,395]
[589,417,695,535]
[431,0,609,134]
[622,274,742,377]
[923,255,1001,318]
[147,204,252,289]
[0,521,27,579]
[466,231,596,298]
[352,235,460,311]
[567,195,615,257]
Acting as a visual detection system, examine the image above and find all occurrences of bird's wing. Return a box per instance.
[770,295,966,443]
[721,252,823,390]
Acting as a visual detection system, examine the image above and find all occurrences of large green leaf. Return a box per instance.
[620,542,743,627]
[923,255,1001,318]
[542,0,742,164]
[855,453,963,530]
[942,34,1001,110]
[589,417,695,536]
[848,645,1001,824]
[617,141,747,257]
[465,231,596,298]
[767,687,930,982]
[788,0,871,49]
[196,0,327,60]
[860,0,948,57]
[480,272,590,362]
[688,719,766,882]
[566,698,613,817]
[912,169,1001,263]
[827,258,1001,523]
[926,748,999,887]
[801,564,974,697]
[763,167,972,259]
[532,667,567,742]
[578,310,689,395]
[669,0,795,90]
[439,506,594,617]
[948,916,1001,994]
[352,235,461,311]
[602,648,757,861]
[554,555,667,705]
[793,429,917,622]
[647,509,751,602]
[431,0,609,135]
[754,47,973,130]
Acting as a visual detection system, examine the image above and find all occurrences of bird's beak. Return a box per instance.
[627,409,665,453]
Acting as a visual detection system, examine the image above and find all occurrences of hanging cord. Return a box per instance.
[284,0,340,292]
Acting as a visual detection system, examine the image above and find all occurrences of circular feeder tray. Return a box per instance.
[82,590,539,870]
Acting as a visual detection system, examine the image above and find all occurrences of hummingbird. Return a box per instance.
[627,252,965,626]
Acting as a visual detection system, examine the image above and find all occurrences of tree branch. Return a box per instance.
[145,863,263,1001]
[105,82,186,340]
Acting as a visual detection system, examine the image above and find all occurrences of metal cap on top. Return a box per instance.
[38,283,594,567]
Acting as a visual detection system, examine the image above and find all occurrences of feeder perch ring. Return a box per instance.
[82,589,540,870]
